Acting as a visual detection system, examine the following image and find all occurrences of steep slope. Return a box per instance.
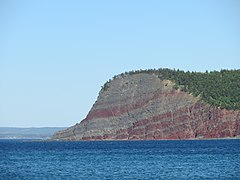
[52,73,240,140]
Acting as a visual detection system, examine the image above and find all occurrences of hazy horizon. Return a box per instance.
[1,0,239,127]
[0,126,67,128]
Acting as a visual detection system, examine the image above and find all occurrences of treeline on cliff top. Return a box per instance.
[102,68,240,110]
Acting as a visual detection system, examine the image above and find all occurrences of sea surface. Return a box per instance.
[0,139,240,179]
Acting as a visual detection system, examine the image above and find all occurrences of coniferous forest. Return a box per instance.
[102,69,240,110]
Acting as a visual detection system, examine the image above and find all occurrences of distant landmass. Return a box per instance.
[52,69,240,141]
[0,127,66,139]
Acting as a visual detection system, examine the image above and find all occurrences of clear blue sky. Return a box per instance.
[0,0,239,127]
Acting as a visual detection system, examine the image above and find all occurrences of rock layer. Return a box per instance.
[52,73,240,140]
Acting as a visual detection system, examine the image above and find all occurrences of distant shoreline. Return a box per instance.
[0,127,66,140]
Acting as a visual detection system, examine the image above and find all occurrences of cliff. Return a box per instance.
[52,72,240,140]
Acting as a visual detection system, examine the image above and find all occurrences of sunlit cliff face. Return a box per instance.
[52,73,240,141]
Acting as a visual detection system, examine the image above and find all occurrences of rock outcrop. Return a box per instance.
[52,73,240,140]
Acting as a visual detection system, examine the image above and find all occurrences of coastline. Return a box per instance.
[48,136,240,142]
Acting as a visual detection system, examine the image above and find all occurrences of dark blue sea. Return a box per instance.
[0,139,240,179]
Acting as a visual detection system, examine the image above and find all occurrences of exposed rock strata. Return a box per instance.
[52,73,240,140]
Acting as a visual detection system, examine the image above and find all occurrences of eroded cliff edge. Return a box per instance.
[52,73,240,140]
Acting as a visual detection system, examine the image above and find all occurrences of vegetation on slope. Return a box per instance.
[101,68,240,110]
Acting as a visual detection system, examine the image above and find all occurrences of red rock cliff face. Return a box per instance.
[52,73,240,140]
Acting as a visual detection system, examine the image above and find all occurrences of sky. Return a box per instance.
[0,0,240,127]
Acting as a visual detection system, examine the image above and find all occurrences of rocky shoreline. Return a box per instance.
[52,73,240,141]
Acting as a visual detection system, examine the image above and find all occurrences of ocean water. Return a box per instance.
[0,140,239,179]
